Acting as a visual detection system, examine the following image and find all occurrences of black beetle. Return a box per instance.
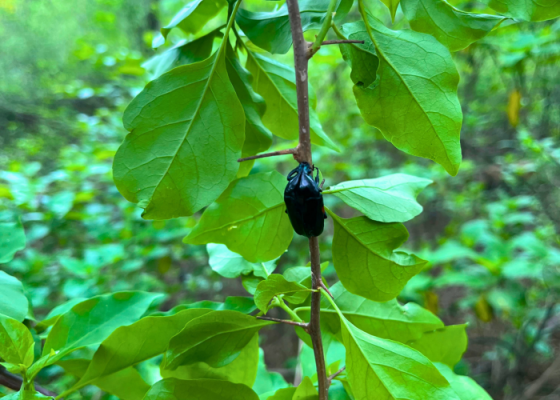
[284,162,326,238]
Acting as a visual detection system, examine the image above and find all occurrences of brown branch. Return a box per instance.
[319,40,365,45]
[0,367,58,398]
[327,366,346,385]
[237,148,297,162]
[285,0,328,398]
[257,316,310,332]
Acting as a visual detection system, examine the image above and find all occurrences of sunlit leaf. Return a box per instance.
[207,243,278,279]
[0,314,34,368]
[294,376,318,399]
[407,324,468,368]
[345,15,462,175]
[324,174,432,223]
[0,271,29,322]
[254,274,313,312]
[434,362,492,400]
[488,0,560,21]
[185,171,293,263]
[507,89,521,127]
[401,0,506,52]
[143,378,260,400]
[328,208,426,302]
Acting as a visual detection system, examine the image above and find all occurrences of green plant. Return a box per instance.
[1,0,559,398]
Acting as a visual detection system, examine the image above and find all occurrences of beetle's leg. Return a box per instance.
[287,167,299,181]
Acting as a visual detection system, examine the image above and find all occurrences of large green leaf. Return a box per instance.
[161,333,259,387]
[401,0,505,52]
[236,0,352,54]
[29,292,160,377]
[207,243,277,279]
[328,208,426,302]
[114,9,245,220]
[144,378,260,400]
[346,15,462,176]
[67,309,210,394]
[0,314,34,368]
[161,296,257,315]
[245,51,339,151]
[35,298,87,333]
[153,0,228,48]
[225,45,273,178]
[59,359,150,400]
[144,31,220,78]
[185,171,293,263]
[407,324,468,368]
[324,174,432,223]
[336,27,379,88]
[324,299,459,400]
[315,282,443,343]
[254,274,313,312]
[488,0,560,21]
[434,363,492,400]
[165,310,275,369]
[0,271,29,322]
[0,217,25,263]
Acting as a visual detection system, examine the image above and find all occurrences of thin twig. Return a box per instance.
[237,148,297,162]
[257,316,310,332]
[327,366,346,385]
[320,40,365,45]
[0,368,58,398]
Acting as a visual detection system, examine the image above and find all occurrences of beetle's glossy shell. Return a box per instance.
[284,162,326,238]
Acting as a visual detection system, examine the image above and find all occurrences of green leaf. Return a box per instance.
[253,348,289,395]
[316,282,443,343]
[488,0,560,21]
[162,296,257,315]
[324,174,432,223]
[245,51,339,152]
[261,388,297,400]
[325,299,459,400]
[153,0,228,48]
[207,243,277,279]
[380,0,401,22]
[0,314,34,368]
[144,378,260,400]
[328,208,426,302]
[294,377,318,400]
[283,262,328,288]
[165,310,275,369]
[30,292,161,376]
[59,359,150,400]
[0,271,29,322]
[347,15,462,176]
[2,389,52,400]
[401,0,506,52]
[185,171,293,263]
[254,275,313,312]
[236,0,352,54]
[161,333,259,387]
[0,217,25,263]
[407,324,468,368]
[114,14,245,220]
[225,45,273,178]
[144,31,220,78]
[35,298,86,333]
[434,363,492,400]
[67,309,211,394]
[336,26,379,88]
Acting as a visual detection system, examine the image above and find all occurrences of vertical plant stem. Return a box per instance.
[285,2,328,397]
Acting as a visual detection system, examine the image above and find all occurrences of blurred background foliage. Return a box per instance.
[1,0,559,398]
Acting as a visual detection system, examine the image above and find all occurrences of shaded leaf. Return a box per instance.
[0,314,34,368]
[246,51,339,151]
[162,296,257,315]
[153,0,227,48]
[236,0,352,54]
[254,274,313,312]
[407,324,468,368]
[324,174,432,223]
[0,217,25,263]
[328,208,426,302]
[336,26,379,88]
[165,310,275,369]
[0,271,29,322]
[161,333,259,387]
[68,309,211,393]
[114,17,245,220]
[401,0,505,52]
[185,171,293,263]
[207,243,277,279]
[347,16,462,175]
[488,0,560,21]
[143,378,260,400]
